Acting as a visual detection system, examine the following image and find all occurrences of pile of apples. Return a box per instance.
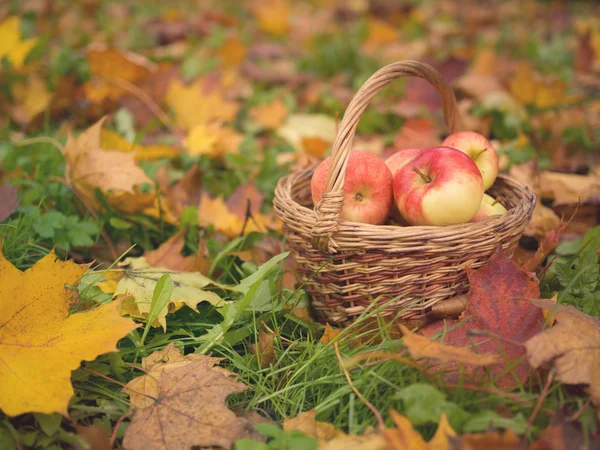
[311,131,506,226]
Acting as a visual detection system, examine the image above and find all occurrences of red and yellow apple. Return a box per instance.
[471,193,507,222]
[385,148,422,177]
[393,146,484,226]
[311,150,393,225]
[441,131,498,190]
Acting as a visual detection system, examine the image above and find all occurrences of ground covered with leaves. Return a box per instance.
[0,0,599,449]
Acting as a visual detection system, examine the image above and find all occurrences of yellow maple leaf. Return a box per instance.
[0,16,37,69]
[184,122,244,158]
[509,62,578,109]
[250,97,289,130]
[252,0,291,36]
[218,36,247,68]
[9,74,53,126]
[84,45,157,103]
[363,18,398,50]
[115,257,224,330]
[165,78,239,131]
[100,129,180,161]
[0,249,138,417]
[64,118,154,209]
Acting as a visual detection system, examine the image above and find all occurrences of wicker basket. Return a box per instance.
[273,60,536,327]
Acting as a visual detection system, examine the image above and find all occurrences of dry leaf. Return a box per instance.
[226,180,265,218]
[283,410,346,443]
[64,118,153,208]
[123,342,207,408]
[123,355,256,450]
[115,256,224,330]
[539,171,600,206]
[319,324,342,344]
[218,35,247,68]
[250,97,289,130]
[0,249,138,416]
[525,298,600,404]
[399,324,500,366]
[165,78,239,131]
[75,425,112,450]
[451,429,520,449]
[363,18,398,51]
[156,163,203,218]
[277,113,337,155]
[252,0,291,36]
[250,329,276,368]
[530,419,600,450]
[184,122,244,158]
[0,183,19,222]
[0,16,37,69]
[509,62,570,109]
[84,46,156,104]
[100,129,179,161]
[145,228,201,272]
[10,75,52,126]
[393,118,439,151]
[384,410,429,450]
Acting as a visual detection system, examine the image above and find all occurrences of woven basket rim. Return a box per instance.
[275,169,536,248]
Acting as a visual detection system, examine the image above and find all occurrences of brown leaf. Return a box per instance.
[525,299,600,404]
[75,425,111,450]
[0,183,18,222]
[530,419,600,450]
[250,329,276,368]
[156,163,204,219]
[319,324,342,344]
[522,218,570,272]
[539,171,600,206]
[450,429,520,450]
[400,324,500,367]
[123,350,256,449]
[144,228,197,272]
[283,410,343,443]
[421,250,544,388]
[393,118,439,151]
[250,97,288,130]
[236,236,297,290]
[226,180,265,219]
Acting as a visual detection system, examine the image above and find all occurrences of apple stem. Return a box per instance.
[492,196,502,206]
[474,147,488,159]
[412,166,432,183]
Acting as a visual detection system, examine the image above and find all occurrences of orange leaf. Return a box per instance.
[250,97,289,130]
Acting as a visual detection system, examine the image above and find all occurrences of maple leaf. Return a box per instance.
[252,0,291,36]
[115,256,224,330]
[250,97,289,130]
[0,16,37,69]
[184,121,244,158]
[218,35,247,68]
[99,128,179,161]
[399,324,500,367]
[64,118,153,208]
[0,249,138,417]
[144,228,211,274]
[122,351,256,450]
[9,75,53,126]
[319,324,342,344]
[509,62,575,110]
[84,45,157,103]
[165,78,239,131]
[249,328,276,368]
[155,163,204,218]
[277,114,337,157]
[525,298,600,404]
[421,250,544,388]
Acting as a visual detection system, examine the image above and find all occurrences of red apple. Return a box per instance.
[385,148,422,177]
[441,131,499,190]
[393,146,484,226]
[311,150,393,225]
[471,193,507,222]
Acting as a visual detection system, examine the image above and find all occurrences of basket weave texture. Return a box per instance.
[273,61,536,326]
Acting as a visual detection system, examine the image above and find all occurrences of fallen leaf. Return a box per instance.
[100,129,179,161]
[84,46,157,104]
[539,171,600,206]
[393,118,439,151]
[0,16,37,69]
[525,298,600,404]
[226,180,265,218]
[122,354,256,450]
[363,18,398,51]
[64,118,154,209]
[252,0,291,36]
[249,329,276,368]
[384,410,429,450]
[9,75,53,126]
[156,163,204,218]
[283,410,343,442]
[421,250,544,388]
[530,418,600,450]
[427,413,457,450]
[0,183,19,222]
[522,219,570,272]
[0,249,138,416]
[144,228,206,272]
[123,342,207,408]
[115,256,224,330]
[509,62,570,109]
[450,429,520,449]
[75,425,112,450]
[165,78,239,131]
[400,324,500,367]
[218,35,247,68]
[277,113,337,155]
[250,97,289,130]
[319,323,342,344]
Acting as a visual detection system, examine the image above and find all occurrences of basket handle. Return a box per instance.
[310,60,461,252]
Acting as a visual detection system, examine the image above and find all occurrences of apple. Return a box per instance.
[471,193,507,222]
[311,150,393,225]
[441,131,499,190]
[385,148,422,177]
[393,146,484,226]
